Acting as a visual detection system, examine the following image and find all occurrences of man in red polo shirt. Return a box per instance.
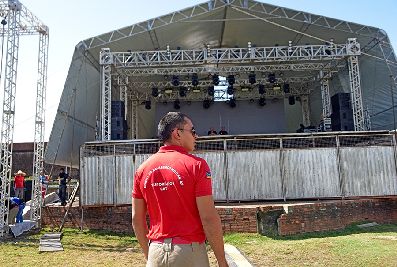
[14,170,26,199]
[132,112,228,267]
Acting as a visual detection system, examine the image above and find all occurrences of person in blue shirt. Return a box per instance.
[10,197,25,223]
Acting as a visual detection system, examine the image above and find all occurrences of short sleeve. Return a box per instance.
[194,159,213,197]
[132,170,144,199]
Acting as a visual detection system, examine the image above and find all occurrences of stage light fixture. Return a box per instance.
[283,83,290,93]
[227,74,235,85]
[192,88,201,93]
[268,73,276,83]
[289,96,295,105]
[203,99,211,109]
[174,99,181,110]
[164,89,173,94]
[172,75,180,86]
[207,86,215,96]
[229,98,236,108]
[192,73,199,86]
[248,72,256,84]
[241,87,249,92]
[151,87,159,97]
[212,74,220,85]
[227,85,234,95]
[273,83,281,90]
[258,84,265,95]
[145,100,151,110]
[179,86,187,97]
[259,97,266,106]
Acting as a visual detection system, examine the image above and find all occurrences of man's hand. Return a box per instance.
[132,198,149,259]
[196,195,229,267]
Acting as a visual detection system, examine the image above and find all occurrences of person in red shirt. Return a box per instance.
[132,112,228,267]
[14,170,26,199]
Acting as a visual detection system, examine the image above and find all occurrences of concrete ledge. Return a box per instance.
[225,244,253,267]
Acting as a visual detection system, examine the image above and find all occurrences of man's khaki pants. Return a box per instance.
[146,238,210,267]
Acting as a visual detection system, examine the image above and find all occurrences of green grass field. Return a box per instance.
[0,224,396,267]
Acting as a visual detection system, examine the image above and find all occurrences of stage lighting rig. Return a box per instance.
[227,85,234,95]
[151,87,159,97]
[203,99,211,109]
[172,75,180,86]
[268,73,276,83]
[248,72,256,84]
[229,98,236,108]
[227,74,235,85]
[179,86,187,97]
[289,96,295,105]
[207,86,215,96]
[273,83,281,90]
[259,97,266,106]
[174,99,181,110]
[145,100,151,110]
[258,84,265,95]
[212,74,220,85]
[192,73,199,86]
[283,83,290,94]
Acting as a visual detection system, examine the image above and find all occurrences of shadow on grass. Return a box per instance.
[263,223,397,241]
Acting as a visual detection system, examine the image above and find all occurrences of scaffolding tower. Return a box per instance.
[0,0,49,237]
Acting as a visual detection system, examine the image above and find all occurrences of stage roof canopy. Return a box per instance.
[45,0,397,168]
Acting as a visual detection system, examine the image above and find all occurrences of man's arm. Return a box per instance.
[132,198,149,260]
[196,195,229,267]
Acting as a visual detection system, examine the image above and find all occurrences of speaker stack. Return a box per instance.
[330,93,354,131]
[111,101,128,140]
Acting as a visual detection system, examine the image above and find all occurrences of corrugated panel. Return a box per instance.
[283,148,340,199]
[341,147,397,196]
[97,156,115,205]
[115,156,134,205]
[195,152,227,201]
[227,151,283,200]
[81,156,100,206]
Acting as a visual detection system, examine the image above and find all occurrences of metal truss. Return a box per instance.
[116,62,345,77]
[319,70,331,118]
[0,0,49,237]
[301,95,311,126]
[117,76,128,120]
[0,2,20,237]
[100,48,112,141]
[0,0,47,36]
[110,42,357,68]
[347,39,365,131]
[31,31,49,223]
[81,0,383,50]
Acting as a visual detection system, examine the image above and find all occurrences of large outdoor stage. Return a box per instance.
[42,197,397,236]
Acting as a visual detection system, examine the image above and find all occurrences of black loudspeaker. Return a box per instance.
[111,117,128,140]
[111,101,125,118]
[331,93,354,131]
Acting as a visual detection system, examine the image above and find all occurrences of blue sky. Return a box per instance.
[7,0,397,142]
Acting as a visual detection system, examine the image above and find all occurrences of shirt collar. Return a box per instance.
[159,145,189,154]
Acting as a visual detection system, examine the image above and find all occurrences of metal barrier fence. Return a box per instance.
[80,131,397,206]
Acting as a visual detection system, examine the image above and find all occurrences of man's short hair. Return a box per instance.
[158,112,189,141]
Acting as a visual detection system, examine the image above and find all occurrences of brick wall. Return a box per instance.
[41,198,397,236]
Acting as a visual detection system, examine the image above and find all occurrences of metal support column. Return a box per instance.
[320,70,331,118]
[118,75,128,120]
[0,5,21,237]
[31,31,49,223]
[347,38,365,131]
[301,95,311,126]
[131,100,138,139]
[100,48,112,140]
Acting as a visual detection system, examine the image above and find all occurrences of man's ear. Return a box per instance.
[171,128,180,140]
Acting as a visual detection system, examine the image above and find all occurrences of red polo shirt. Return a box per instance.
[14,175,25,188]
[132,145,213,242]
